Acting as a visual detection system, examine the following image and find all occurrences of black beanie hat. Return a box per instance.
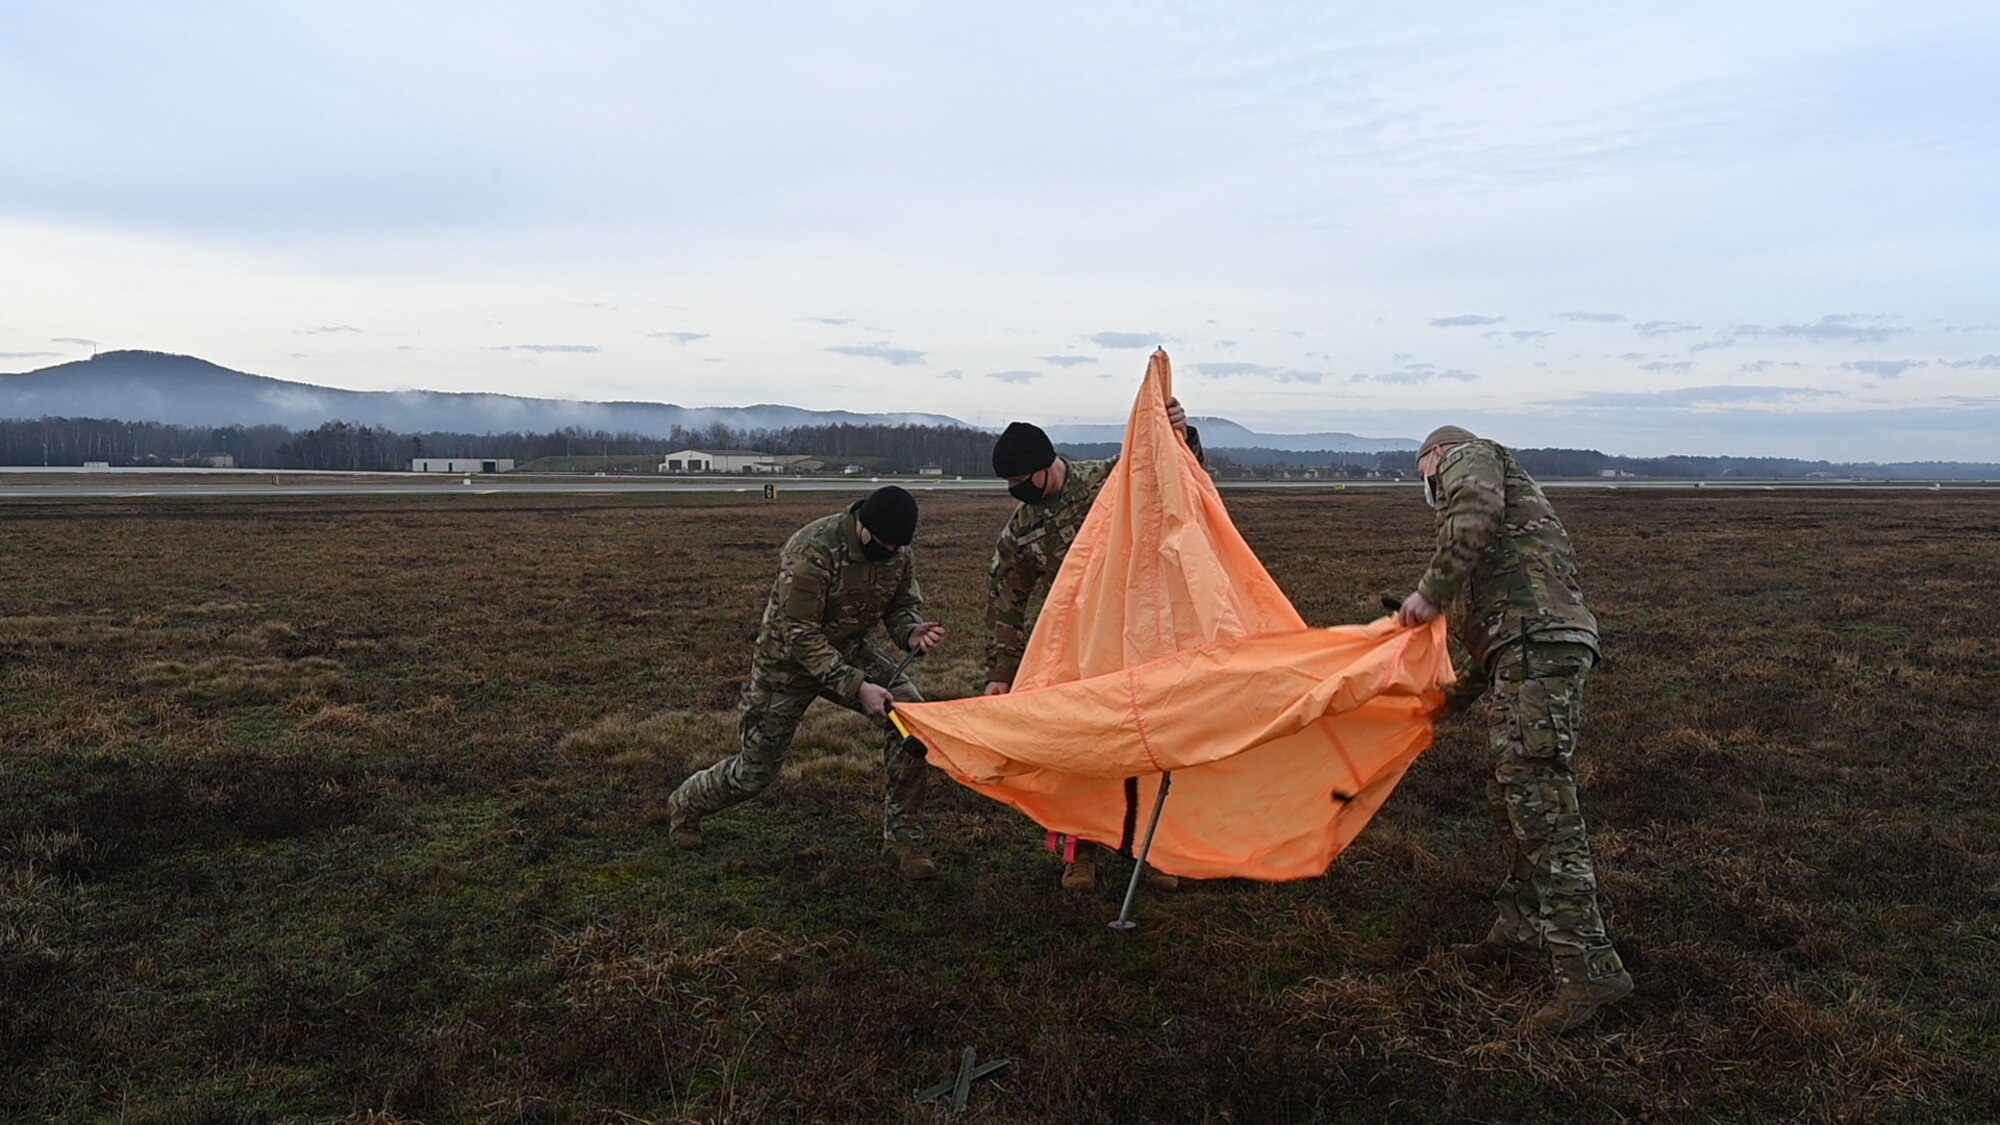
[991,421,1056,478]
[856,485,919,546]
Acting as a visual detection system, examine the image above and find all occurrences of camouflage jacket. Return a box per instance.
[1418,438,1599,677]
[755,501,925,704]
[983,427,1203,684]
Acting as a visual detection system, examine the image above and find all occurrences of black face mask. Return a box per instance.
[862,539,897,562]
[1008,479,1047,504]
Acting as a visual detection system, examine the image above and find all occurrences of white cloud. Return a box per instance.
[1552,385,1841,408]
[1086,332,1160,349]
[824,342,926,365]
[1350,362,1478,385]
[1734,316,1910,344]
[1841,359,1927,378]
[1193,361,1330,384]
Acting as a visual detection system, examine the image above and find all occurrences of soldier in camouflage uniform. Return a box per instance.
[985,401,1203,892]
[1396,425,1633,1033]
[667,486,947,880]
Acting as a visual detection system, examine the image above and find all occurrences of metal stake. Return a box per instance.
[914,1053,1012,1106]
[950,1045,977,1110]
[1109,772,1173,931]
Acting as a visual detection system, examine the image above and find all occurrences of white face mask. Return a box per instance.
[1422,475,1442,509]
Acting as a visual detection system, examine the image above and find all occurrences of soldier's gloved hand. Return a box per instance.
[983,680,1011,697]
[907,622,946,654]
[859,682,894,718]
[1165,396,1188,436]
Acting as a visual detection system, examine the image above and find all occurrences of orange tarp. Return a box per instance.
[893,350,1453,881]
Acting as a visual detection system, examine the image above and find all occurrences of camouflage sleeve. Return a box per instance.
[882,554,924,650]
[982,527,1041,684]
[1184,423,1207,468]
[774,547,867,703]
[1416,443,1505,608]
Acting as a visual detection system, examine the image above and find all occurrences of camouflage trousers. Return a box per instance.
[1482,640,1625,984]
[669,644,930,844]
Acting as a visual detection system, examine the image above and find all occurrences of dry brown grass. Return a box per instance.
[0,489,1995,1122]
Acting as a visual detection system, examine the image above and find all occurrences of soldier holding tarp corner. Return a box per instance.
[1397,425,1633,1033]
[667,485,946,880]
[984,395,1203,892]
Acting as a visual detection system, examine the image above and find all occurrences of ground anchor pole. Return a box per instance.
[1110,772,1173,932]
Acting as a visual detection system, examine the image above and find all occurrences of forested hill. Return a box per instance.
[2,350,1410,454]
[3,355,1993,477]
[0,350,967,436]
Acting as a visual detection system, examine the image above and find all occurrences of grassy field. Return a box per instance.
[2,489,1997,1123]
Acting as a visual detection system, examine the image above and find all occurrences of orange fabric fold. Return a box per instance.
[894,350,1452,881]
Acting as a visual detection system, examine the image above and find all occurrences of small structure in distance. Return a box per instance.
[412,457,515,474]
[659,448,817,474]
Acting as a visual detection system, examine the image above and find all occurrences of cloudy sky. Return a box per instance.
[3,1,1996,460]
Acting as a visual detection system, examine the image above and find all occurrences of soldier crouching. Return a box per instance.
[666,485,947,880]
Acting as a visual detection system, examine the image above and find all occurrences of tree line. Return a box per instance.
[1198,444,1998,480]
[2,415,1992,478]
[0,417,1001,475]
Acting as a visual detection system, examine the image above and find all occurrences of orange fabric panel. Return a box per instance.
[893,350,1452,881]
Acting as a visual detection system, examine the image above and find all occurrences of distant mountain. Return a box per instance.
[0,350,1416,452]
[0,351,971,436]
[1045,418,1415,453]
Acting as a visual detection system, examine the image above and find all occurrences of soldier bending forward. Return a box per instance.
[1397,426,1633,1033]
[667,486,946,880]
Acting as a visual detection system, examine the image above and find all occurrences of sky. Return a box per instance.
[2,1,1997,461]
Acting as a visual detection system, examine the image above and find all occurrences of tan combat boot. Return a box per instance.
[1529,971,1633,1034]
[1142,868,1180,892]
[1061,858,1098,891]
[886,841,938,881]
